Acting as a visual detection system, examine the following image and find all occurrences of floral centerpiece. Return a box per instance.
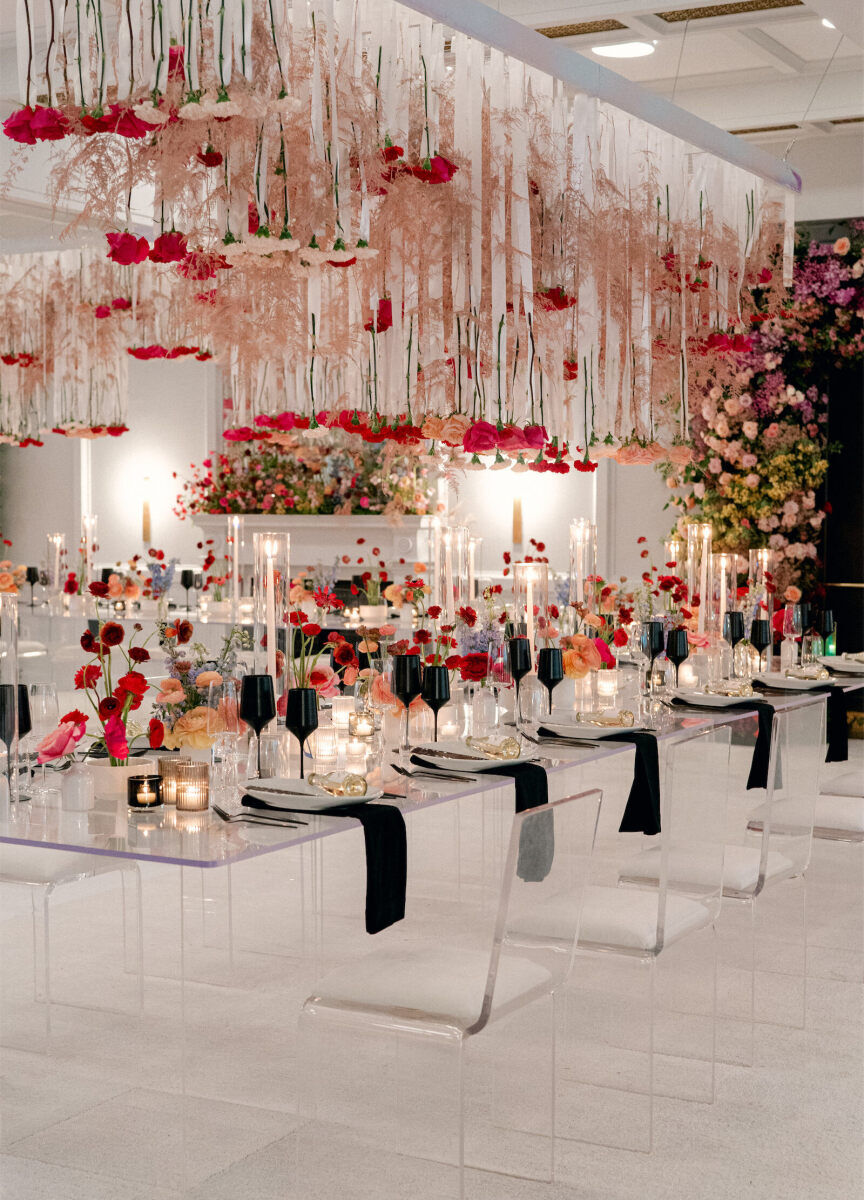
[175,432,436,518]
[660,226,864,593]
[37,582,162,764]
[153,618,251,749]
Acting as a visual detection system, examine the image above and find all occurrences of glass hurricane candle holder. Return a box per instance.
[331,696,354,728]
[686,523,712,635]
[127,774,162,810]
[227,514,244,622]
[710,552,740,635]
[748,548,774,627]
[596,669,619,709]
[175,762,210,812]
[80,514,98,587]
[0,596,19,803]
[437,524,469,623]
[158,756,192,805]
[45,532,66,594]
[513,562,549,659]
[569,518,597,611]
[253,531,289,696]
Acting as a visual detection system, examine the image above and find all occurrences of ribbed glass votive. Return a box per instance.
[158,756,192,805]
[175,762,210,812]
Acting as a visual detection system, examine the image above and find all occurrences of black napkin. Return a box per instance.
[753,682,849,764]
[669,696,776,791]
[242,795,407,934]
[409,754,554,882]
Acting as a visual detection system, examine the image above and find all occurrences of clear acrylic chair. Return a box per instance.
[623,697,825,1068]
[0,845,144,1050]
[811,768,864,842]
[551,721,733,1154]
[296,788,602,1199]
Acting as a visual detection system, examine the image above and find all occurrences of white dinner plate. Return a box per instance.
[243,777,381,811]
[411,739,538,771]
[819,655,864,676]
[541,717,647,738]
[671,689,753,708]
[754,672,834,691]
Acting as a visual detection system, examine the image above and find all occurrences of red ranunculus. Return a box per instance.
[129,646,150,663]
[176,620,193,644]
[99,621,125,646]
[427,605,442,620]
[103,714,129,760]
[148,231,188,264]
[106,231,150,265]
[301,623,321,637]
[74,664,102,689]
[98,696,122,720]
[88,581,110,597]
[115,670,148,697]
[612,628,629,648]
[148,718,165,749]
[459,652,488,683]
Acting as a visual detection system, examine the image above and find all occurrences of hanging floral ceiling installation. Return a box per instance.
[2,0,792,467]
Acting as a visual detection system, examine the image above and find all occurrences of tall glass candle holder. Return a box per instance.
[0,595,19,803]
[748,548,774,626]
[45,532,66,593]
[663,537,685,575]
[227,515,244,622]
[710,552,739,635]
[569,518,597,612]
[253,532,289,700]
[468,536,482,599]
[513,562,549,659]
[80,515,98,587]
[686,523,713,634]
[437,525,469,623]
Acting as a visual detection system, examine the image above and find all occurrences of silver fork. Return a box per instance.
[390,762,479,783]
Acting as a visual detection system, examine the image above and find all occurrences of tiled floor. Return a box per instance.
[1,750,861,1199]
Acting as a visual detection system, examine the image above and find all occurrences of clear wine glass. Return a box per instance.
[29,683,59,799]
[487,643,513,729]
[207,680,241,789]
[781,603,802,669]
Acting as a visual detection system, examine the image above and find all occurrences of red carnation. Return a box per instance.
[74,664,102,689]
[3,106,37,144]
[106,231,150,265]
[363,297,393,333]
[112,296,132,310]
[459,652,488,682]
[149,231,188,264]
[612,628,629,648]
[413,629,432,645]
[61,709,88,727]
[30,105,69,140]
[457,606,477,627]
[94,305,111,318]
[427,605,442,620]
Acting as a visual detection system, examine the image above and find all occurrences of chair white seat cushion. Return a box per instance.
[814,794,864,834]
[620,844,795,895]
[307,946,551,1027]
[0,845,128,885]
[519,886,712,952]
[820,771,863,799]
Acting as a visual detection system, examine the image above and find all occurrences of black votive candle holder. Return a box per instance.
[127,774,163,810]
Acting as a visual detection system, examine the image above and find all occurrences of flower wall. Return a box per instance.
[2,0,792,466]
[660,224,864,593]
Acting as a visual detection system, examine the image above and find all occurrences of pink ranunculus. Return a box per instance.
[36,718,86,763]
[463,420,498,454]
[308,663,340,698]
[103,714,129,760]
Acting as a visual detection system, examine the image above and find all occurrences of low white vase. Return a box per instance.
[358,604,389,624]
[83,756,157,797]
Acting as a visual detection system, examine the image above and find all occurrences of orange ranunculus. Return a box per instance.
[155,678,185,704]
[0,571,16,592]
[583,612,604,629]
[107,573,123,598]
[382,583,403,607]
[196,670,223,688]
[561,635,602,679]
[124,580,140,600]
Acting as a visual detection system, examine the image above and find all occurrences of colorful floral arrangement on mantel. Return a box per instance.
[659,226,864,593]
[175,435,437,518]
[2,0,790,455]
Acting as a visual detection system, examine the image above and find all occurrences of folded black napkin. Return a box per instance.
[536,726,660,836]
[409,754,554,882]
[242,795,407,934]
[753,681,848,764]
[669,696,776,791]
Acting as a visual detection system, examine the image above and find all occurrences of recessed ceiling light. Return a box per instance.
[592,41,656,58]
[822,18,835,28]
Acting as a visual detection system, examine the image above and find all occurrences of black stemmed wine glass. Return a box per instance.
[239,674,276,778]
[507,637,532,699]
[798,602,812,635]
[25,566,39,606]
[180,568,195,611]
[723,611,745,679]
[421,663,450,743]
[17,685,32,798]
[537,646,564,715]
[665,628,689,688]
[750,618,772,675]
[818,609,834,652]
[640,621,665,696]
[284,688,318,780]
[0,684,17,801]
[393,654,422,754]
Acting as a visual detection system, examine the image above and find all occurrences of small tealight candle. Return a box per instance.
[345,739,368,771]
[678,663,698,689]
[331,697,354,728]
[348,710,375,738]
[127,774,163,810]
[596,670,619,708]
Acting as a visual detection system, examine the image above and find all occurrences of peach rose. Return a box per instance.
[834,237,851,256]
[0,571,15,592]
[196,670,223,689]
[784,585,802,603]
[155,678,186,704]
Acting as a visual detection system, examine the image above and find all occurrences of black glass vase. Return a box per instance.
[664,628,689,687]
[393,654,422,753]
[421,664,450,742]
[284,687,318,780]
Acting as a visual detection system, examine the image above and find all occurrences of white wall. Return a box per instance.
[762,131,864,223]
